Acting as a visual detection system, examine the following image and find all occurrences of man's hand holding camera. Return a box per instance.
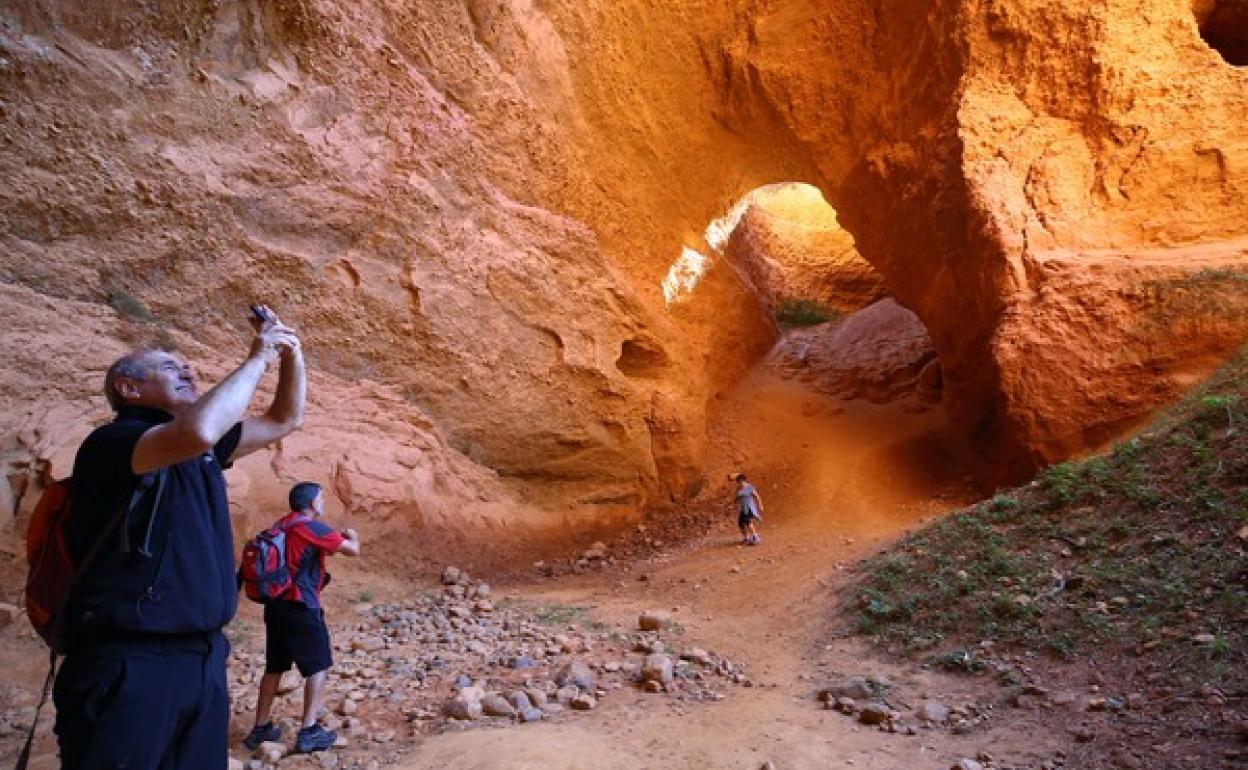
[248,304,302,365]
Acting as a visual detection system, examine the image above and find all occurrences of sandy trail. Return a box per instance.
[396,367,1066,769]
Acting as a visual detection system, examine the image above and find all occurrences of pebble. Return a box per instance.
[556,661,596,689]
[858,703,891,725]
[255,742,285,763]
[638,610,672,631]
[444,696,483,720]
[918,700,950,723]
[819,676,873,701]
[570,693,597,710]
[481,694,516,717]
[641,654,674,684]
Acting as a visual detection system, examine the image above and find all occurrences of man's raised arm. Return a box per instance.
[235,338,306,459]
[131,323,298,474]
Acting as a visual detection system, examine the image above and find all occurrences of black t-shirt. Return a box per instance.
[67,405,242,639]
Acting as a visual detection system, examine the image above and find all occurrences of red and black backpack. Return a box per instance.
[238,517,308,603]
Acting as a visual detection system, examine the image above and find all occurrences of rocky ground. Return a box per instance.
[0,350,1245,770]
[217,565,752,769]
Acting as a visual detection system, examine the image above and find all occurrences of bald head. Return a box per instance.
[104,349,197,413]
[105,350,157,411]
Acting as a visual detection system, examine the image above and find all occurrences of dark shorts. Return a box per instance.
[54,631,228,770]
[738,512,760,529]
[264,601,332,677]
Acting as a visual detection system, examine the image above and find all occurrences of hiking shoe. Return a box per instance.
[295,724,337,753]
[243,721,281,750]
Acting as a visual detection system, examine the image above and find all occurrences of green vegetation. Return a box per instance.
[106,286,153,321]
[774,299,843,328]
[105,284,179,350]
[531,603,608,632]
[853,347,1248,690]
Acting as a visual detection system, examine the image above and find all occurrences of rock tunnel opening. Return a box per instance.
[700,183,945,407]
[1196,0,1248,65]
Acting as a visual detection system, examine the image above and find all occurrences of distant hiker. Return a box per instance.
[243,482,360,754]
[54,306,304,770]
[732,472,764,545]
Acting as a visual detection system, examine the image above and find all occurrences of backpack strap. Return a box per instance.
[47,468,168,652]
[14,649,55,770]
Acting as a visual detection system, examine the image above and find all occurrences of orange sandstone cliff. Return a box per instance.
[1,0,1246,539]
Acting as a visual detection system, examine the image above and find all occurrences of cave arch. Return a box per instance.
[680,182,945,408]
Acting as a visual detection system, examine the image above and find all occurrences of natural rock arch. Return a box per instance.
[1,0,1247,531]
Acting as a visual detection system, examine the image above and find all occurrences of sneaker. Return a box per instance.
[295,724,337,754]
[243,722,281,750]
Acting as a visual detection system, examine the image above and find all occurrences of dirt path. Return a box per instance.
[0,361,1070,770]
[394,368,1069,769]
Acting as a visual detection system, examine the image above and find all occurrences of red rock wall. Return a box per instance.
[2,0,1246,533]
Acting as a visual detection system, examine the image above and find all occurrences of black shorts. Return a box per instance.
[263,601,332,677]
[738,512,760,529]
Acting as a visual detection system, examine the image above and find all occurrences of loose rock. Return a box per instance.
[641,654,674,684]
[638,610,672,631]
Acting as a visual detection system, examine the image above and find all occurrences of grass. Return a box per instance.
[775,299,843,328]
[106,286,153,321]
[530,603,609,632]
[104,284,180,350]
[852,346,1248,690]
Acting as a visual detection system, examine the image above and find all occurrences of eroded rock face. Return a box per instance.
[722,184,885,314]
[770,300,936,406]
[1,0,1246,533]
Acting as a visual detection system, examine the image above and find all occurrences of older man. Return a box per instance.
[54,306,305,770]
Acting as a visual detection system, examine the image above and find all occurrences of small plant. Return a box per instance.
[535,604,592,627]
[354,590,375,603]
[106,286,153,320]
[774,299,841,327]
[931,649,986,673]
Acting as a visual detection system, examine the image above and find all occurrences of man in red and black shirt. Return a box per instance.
[244,482,359,754]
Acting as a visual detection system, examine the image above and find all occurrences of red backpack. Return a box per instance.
[24,472,165,652]
[20,471,165,770]
[238,517,307,603]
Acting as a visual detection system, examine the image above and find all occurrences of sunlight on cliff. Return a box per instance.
[663,183,844,307]
[662,246,710,306]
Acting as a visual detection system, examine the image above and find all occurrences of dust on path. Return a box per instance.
[397,369,1068,769]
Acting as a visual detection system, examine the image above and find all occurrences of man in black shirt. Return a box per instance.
[56,305,306,770]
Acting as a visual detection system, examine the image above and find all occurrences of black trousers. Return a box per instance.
[53,631,229,770]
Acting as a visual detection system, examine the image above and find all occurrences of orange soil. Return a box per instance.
[0,360,1072,770]
[388,368,1066,769]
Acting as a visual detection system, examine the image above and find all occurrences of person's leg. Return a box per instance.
[254,673,282,726]
[170,633,230,770]
[293,608,337,752]
[246,607,290,748]
[54,643,184,770]
[300,670,328,728]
